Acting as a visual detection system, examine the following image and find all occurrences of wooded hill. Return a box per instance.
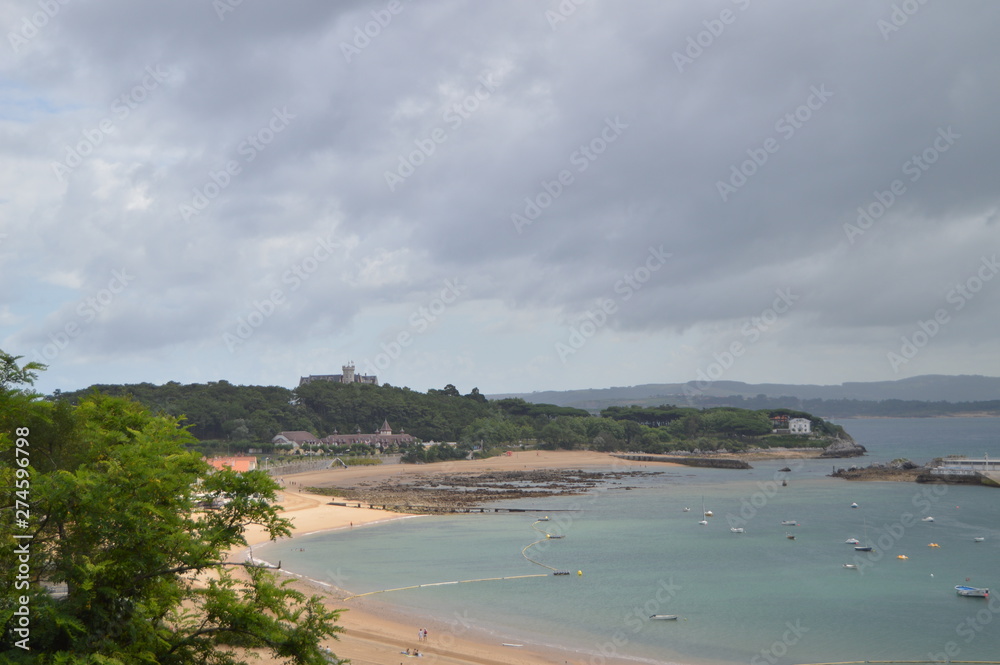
[52,380,850,455]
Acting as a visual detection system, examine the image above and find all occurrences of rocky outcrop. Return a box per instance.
[820,438,867,458]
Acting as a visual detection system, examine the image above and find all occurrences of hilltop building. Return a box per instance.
[272,431,322,447]
[323,419,416,450]
[789,418,812,434]
[770,415,811,435]
[299,362,378,387]
[272,420,416,452]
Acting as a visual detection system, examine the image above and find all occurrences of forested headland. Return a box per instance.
[52,380,851,460]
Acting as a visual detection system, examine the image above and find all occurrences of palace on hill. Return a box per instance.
[299,362,377,387]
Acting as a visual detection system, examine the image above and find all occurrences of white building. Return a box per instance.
[788,418,811,434]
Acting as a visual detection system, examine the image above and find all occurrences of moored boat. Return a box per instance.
[845,537,860,544]
[956,585,989,598]
[650,614,679,620]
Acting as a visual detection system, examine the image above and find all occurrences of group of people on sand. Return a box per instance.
[400,629,428,658]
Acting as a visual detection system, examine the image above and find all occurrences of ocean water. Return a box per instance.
[258,417,1000,665]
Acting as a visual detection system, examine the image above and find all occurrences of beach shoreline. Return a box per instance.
[235,450,703,665]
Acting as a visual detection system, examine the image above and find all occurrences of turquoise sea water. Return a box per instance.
[258,418,1000,665]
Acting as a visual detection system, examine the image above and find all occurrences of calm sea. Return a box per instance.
[259,417,1000,665]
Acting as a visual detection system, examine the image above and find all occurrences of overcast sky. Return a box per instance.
[2,1,999,396]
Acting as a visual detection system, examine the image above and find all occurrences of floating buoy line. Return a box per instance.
[344,517,580,600]
[522,518,580,576]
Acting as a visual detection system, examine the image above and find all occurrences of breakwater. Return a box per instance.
[612,453,752,469]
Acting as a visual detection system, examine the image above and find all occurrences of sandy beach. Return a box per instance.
[237,451,666,665]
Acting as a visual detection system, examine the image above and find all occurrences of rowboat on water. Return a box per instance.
[650,614,679,620]
[956,585,989,598]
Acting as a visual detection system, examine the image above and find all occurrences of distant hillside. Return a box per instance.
[490,375,1000,413]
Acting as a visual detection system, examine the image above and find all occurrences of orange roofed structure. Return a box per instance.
[206,456,257,473]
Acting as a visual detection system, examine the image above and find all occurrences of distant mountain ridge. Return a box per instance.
[489,375,1000,410]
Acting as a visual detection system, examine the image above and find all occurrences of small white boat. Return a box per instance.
[843,564,858,569]
[781,520,798,526]
[921,516,934,522]
[974,537,986,542]
[730,527,745,533]
[698,519,708,526]
[650,614,679,620]
[850,502,859,508]
[682,507,691,512]
[956,585,989,598]
[845,537,860,545]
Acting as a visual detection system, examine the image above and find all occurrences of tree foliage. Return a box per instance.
[1,354,343,664]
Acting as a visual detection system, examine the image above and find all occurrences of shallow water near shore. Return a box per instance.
[261,417,1000,665]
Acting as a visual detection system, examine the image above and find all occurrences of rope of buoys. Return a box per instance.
[521,538,560,571]
[344,573,549,600]
[346,517,579,601]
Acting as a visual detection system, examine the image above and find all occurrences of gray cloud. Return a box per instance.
[2,0,999,393]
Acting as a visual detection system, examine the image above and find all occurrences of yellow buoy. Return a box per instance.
[577,570,583,576]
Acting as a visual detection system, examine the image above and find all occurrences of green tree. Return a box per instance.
[0,354,343,664]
